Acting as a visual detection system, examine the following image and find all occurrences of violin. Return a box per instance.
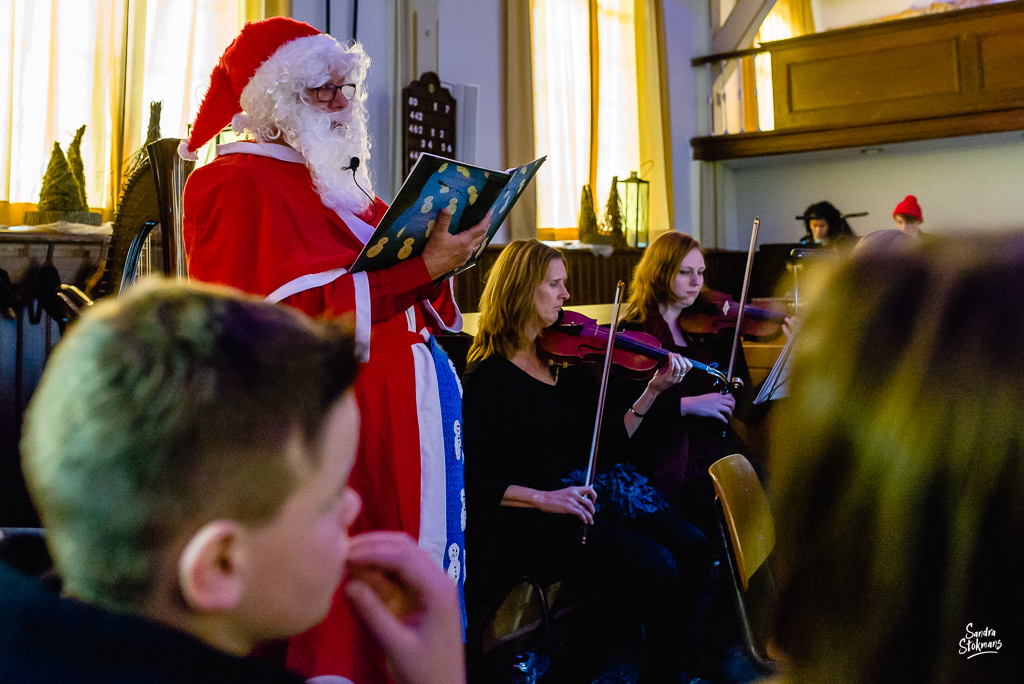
[678,289,787,339]
[561,282,734,545]
[538,310,731,385]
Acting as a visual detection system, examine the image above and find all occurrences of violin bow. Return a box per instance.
[581,280,626,544]
[725,218,759,390]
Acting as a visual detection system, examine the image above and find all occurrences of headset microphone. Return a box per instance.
[343,157,377,222]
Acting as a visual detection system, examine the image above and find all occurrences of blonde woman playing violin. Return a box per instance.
[463,239,712,684]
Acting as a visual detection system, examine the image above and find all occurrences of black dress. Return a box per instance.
[462,355,708,683]
[618,313,754,536]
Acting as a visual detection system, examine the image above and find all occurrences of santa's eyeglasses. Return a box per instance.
[313,83,356,103]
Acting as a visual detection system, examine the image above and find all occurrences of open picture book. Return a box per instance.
[349,153,546,282]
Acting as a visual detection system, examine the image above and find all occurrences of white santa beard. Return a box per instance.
[281,107,373,215]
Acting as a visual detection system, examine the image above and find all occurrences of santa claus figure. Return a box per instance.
[180,17,484,683]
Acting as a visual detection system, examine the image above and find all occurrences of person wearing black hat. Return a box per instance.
[798,201,858,249]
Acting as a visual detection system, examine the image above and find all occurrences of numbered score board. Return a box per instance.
[402,72,456,178]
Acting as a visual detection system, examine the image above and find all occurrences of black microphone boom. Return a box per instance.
[343,156,377,222]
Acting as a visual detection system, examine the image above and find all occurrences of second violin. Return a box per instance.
[539,310,732,386]
[677,289,787,339]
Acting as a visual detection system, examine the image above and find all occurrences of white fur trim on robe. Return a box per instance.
[333,205,377,246]
[412,343,448,571]
[216,141,306,163]
[265,268,350,304]
[352,273,371,361]
[423,278,464,333]
[265,270,371,363]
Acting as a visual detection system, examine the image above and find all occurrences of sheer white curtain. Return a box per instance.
[593,0,640,209]
[531,0,592,231]
[531,0,650,236]
[0,0,255,224]
[138,1,242,162]
[0,0,119,219]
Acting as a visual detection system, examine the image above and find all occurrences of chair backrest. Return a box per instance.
[467,576,577,682]
[709,453,774,591]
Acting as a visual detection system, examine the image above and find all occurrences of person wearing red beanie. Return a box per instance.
[181,17,485,684]
[893,195,924,237]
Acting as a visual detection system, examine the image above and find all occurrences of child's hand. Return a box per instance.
[344,532,465,684]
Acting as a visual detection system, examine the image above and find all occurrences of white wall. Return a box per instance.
[722,132,1024,248]
[662,0,703,237]
[436,0,506,239]
[810,0,1017,32]
[437,0,504,173]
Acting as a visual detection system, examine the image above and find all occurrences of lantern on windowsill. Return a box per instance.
[617,171,649,248]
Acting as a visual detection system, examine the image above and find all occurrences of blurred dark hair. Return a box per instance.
[771,235,1023,683]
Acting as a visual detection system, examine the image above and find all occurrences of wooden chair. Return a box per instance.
[479,576,564,655]
[467,575,578,680]
[709,453,780,675]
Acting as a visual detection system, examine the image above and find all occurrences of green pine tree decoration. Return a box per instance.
[38,142,84,212]
[67,125,88,210]
[578,184,601,243]
[602,175,626,247]
[25,129,101,225]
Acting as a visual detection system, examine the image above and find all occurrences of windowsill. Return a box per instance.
[536,227,580,241]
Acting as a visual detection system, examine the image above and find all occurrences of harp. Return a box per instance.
[97,137,194,299]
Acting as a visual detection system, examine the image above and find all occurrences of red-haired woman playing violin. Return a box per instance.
[621,231,758,536]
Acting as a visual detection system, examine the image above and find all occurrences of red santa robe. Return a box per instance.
[183,141,462,683]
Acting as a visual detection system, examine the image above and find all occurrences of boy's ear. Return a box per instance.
[178,520,245,612]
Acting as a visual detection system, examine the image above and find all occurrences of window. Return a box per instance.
[0,0,278,225]
[530,0,670,240]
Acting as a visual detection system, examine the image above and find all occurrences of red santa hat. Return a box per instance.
[892,195,923,222]
[178,17,323,160]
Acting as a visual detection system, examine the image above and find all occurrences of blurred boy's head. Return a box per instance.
[21,280,362,654]
[772,235,1023,683]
